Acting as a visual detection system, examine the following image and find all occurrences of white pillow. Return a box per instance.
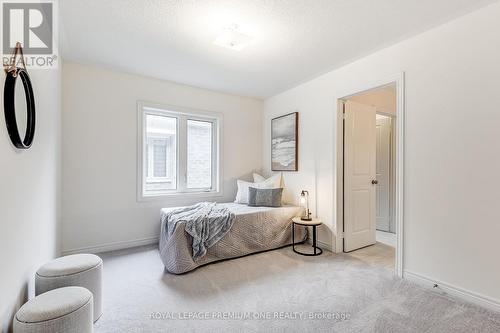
[235,179,273,204]
[253,173,266,182]
[253,173,282,188]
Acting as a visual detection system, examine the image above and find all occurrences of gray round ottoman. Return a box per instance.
[14,287,93,333]
[35,254,102,322]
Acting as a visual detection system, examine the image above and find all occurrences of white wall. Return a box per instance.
[61,62,263,253]
[0,68,61,331]
[262,3,500,302]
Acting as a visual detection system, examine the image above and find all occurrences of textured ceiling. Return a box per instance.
[60,0,497,98]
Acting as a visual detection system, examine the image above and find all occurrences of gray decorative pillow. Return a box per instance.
[248,187,283,207]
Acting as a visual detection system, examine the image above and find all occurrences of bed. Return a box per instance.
[159,203,306,274]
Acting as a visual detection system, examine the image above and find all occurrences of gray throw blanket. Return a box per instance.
[162,202,235,261]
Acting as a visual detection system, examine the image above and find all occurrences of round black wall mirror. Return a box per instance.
[3,68,36,149]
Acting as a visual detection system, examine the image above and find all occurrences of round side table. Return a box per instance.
[292,217,323,256]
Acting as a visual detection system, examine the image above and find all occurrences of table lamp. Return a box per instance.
[300,190,312,221]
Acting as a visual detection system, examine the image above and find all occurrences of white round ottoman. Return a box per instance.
[14,287,93,333]
[35,254,102,322]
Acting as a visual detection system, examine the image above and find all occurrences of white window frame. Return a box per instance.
[137,101,223,201]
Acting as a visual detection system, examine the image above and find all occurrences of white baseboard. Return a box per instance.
[404,270,500,313]
[62,236,159,256]
[63,235,333,255]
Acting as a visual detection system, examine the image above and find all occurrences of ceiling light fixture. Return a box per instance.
[213,24,253,51]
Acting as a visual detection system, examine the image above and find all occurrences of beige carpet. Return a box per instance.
[94,243,500,332]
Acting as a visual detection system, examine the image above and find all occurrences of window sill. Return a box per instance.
[137,190,224,203]
[145,178,174,184]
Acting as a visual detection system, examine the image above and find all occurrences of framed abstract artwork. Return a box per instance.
[271,112,298,171]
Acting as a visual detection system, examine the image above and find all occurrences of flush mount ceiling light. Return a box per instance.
[213,24,253,51]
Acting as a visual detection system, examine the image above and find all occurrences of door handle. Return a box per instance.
[371,180,378,185]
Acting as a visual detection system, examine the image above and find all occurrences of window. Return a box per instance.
[187,120,213,189]
[145,114,177,192]
[138,103,220,199]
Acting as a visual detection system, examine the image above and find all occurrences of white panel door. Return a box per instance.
[344,101,377,252]
[376,115,392,232]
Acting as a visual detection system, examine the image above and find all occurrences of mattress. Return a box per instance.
[159,203,306,274]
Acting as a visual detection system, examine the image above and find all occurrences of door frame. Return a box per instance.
[335,73,405,277]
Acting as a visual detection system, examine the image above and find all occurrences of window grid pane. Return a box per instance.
[187,120,213,189]
[145,114,177,193]
[153,139,167,177]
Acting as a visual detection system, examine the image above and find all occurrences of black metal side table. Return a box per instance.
[292,217,323,256]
